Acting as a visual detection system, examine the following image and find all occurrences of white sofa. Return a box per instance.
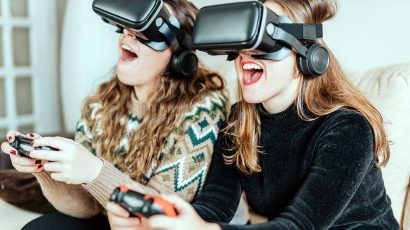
[351,63,410,227]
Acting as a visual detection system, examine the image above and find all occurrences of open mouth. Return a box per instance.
[241,61,264,86]
[120,44,138,62]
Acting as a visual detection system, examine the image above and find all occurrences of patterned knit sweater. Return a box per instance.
[33,90,228,218]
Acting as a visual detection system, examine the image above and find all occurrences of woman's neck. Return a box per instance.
[133,83,154,103]
[262,77,300,114]
[130,89,147,118]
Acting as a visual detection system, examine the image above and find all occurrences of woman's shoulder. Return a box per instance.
[199,89,229,107]
[324,108,370,126]
[187,90,228,115]
[77,102,103,132]
[179,90,229,128]
[83,102,102,120]
[319,107,373,139]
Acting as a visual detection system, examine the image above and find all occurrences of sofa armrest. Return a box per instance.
[351,63,410,228]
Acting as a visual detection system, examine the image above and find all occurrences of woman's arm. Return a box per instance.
[84,92,229,206]
[32,122,104,218]
[33,171,102,218]
[82,158,159,207]
[192,133,243,223]
[76,107,159,207]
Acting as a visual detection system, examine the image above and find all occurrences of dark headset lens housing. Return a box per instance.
[192,1,282,56]
[193,2,262,54]
[92,0,169,45]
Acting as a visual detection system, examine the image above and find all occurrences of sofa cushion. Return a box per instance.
[350,63,410,223]
[0,169,55,214]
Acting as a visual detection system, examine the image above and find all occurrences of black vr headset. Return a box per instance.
[192,1,330,77]
[92,0,198,78]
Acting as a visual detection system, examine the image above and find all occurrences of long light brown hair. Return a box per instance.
[224,0,390,175]
[81,0,225,182]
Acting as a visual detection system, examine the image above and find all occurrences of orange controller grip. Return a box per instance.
[110,185,177,217]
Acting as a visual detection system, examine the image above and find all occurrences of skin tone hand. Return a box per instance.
[143,194,221,230]
[107,202,144,230]
[1,131,45,173]
[28,136,103,184]
[106,184,147,230]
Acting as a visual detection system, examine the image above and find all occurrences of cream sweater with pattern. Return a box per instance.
[33,90,228,218]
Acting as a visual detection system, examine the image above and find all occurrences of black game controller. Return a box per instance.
[110,186,178,218]
[10,135,58,158]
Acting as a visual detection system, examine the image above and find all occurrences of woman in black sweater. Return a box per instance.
[107,0,399,229]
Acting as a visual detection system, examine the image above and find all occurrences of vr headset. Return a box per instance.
[192,1,330,77]
[92,0,198,78]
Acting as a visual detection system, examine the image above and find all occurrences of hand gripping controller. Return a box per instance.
[110,185,178,217]
[10,135,58,158]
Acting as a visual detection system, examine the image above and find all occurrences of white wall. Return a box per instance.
[325,0,410,72]
[61,0,118,132]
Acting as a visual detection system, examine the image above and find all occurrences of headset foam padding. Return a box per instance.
[297,43,330,77]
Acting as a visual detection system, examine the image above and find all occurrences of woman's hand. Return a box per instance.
[107,202,144,230]
[144,194,221,230]
[1,131,44,173]
[106,184,148,230]
[29,136,103,184]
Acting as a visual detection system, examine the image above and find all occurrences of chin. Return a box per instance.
[116,73,130,84]
[116,72,137,86]
[242,93,264,104]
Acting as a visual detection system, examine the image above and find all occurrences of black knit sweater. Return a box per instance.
[193,103,399,229]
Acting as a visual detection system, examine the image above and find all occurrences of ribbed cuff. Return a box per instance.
[82,158,134,207]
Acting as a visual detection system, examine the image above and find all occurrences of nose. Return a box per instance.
[123,28,136,39]
[238,51,252,59]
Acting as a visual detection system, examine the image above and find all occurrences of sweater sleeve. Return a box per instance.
[33,171,102,218]
[82,158,159,208]
[207,112,377,230]
[31,116,103,218]
[146,92,228,202]
[192,133,243,223]
[84,92,228,206]
[77,103,161,207]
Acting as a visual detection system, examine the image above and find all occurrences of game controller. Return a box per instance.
[110,185,178,218]
[10,135,58,158]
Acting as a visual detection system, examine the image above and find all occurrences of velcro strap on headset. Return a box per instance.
[167,22,194,50]
[279,23,323,40]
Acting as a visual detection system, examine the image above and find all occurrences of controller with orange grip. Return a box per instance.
[110,185,178,218]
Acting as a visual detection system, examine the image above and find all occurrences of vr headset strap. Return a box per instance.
[266,23,309,57]
[157,18,183,53]
[279,23,323,40]
[167,22,194,50]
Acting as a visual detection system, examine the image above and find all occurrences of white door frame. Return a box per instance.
[0,0,60,134]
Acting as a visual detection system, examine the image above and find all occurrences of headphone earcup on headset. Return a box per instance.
[171,50,198,78]
[297,43,330,77]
